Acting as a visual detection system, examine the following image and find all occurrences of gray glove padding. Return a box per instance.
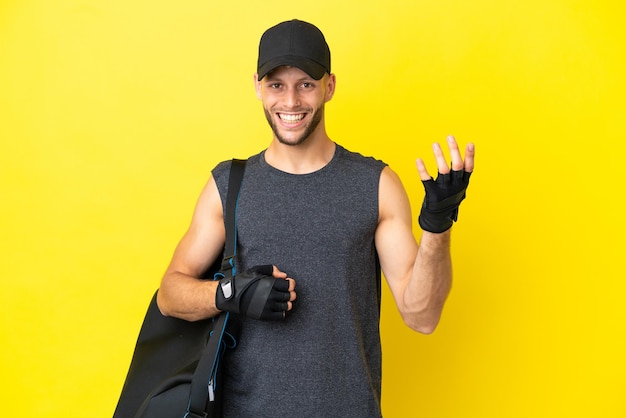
[215,264,291,320]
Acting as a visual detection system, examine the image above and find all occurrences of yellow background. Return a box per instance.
[1,0,625,416]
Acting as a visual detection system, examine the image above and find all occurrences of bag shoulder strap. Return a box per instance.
[221,158,246,275]
[187,158,247,417]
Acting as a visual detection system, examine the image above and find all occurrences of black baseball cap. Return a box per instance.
[257,19,331,80]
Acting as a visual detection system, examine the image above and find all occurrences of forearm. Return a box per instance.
[402,230,452,334]
[156,271,221,322]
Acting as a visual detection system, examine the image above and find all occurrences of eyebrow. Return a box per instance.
[263,76,314,84]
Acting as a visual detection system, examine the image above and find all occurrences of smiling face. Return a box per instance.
[255,66,335,147]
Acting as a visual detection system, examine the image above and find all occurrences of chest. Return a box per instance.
[235,168,380,266]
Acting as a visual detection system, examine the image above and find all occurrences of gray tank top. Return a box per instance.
[213,144,387,417]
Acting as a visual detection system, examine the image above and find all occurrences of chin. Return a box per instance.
[276,134,309,147]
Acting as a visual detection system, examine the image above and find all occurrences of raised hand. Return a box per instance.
[415,135,475,233]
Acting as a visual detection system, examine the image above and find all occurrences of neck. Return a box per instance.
[265,133,336,174]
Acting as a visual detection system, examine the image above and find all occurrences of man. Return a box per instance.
[157,19,474,417]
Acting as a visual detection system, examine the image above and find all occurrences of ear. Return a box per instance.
[324,73,336,103]
[254,73,262,100]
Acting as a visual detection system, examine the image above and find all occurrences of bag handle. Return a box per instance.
[186,158,247,418]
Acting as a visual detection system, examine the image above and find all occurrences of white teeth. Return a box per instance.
[279,113,305,123]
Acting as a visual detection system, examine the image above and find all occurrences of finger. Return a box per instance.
[446,135,464,171]
[415,158,432,181]
[271,265,288,278]
[432,142,450,174]
[271,279,297,302]
[464,143,475,173]
[268,300,290,313]
[272,278,290,292]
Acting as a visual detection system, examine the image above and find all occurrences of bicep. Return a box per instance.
[165,175,226,278]
[375,167,419,302]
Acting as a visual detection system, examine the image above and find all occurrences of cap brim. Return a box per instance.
[258,55,327,80]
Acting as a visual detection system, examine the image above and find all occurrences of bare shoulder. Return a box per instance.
[378,166,412,221]
[379,166,404,189]
[191,175,224,231]
[198,174,222,210]
[164,174,225,278]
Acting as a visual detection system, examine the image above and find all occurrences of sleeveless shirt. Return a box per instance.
[212,144,387,417]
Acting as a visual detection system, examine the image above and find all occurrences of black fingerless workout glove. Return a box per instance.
[215,264,291,321]
[418,169,472,233]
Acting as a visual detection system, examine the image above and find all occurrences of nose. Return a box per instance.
[284,88,300,108]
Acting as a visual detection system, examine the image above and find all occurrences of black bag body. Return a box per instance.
[114,159,246,418]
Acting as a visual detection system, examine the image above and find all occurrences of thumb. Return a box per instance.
[271,265,288,279]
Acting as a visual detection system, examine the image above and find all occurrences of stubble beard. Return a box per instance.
[264,105,324,146]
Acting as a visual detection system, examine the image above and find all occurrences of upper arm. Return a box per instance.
[164,175,226,279]
[375,167,419,305]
